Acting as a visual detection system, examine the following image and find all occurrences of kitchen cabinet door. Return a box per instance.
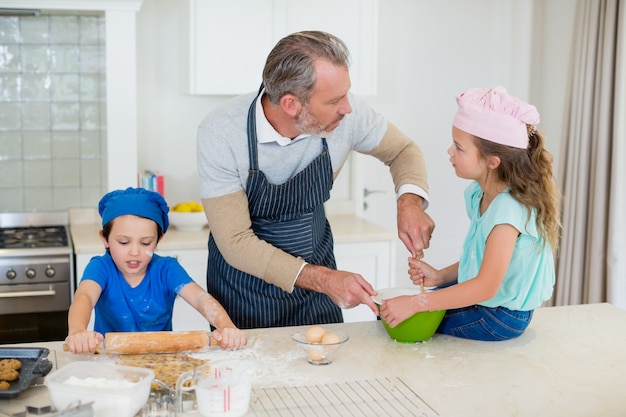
[180,0,378,95]
[335,240,394,323]
[74,254,95,298]
[156,249,212,332]
[74,252,99,331]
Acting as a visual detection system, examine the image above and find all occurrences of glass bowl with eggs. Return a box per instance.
[291,326,349,365]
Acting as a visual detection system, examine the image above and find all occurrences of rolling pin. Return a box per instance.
[63,330,218,354]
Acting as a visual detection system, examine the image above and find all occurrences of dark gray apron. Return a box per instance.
[206,89,342,329]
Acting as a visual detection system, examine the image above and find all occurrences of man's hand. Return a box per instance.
[296,264,379,315]
[397,193,435,258]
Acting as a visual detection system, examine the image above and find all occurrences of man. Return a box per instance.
[197,31,434,329]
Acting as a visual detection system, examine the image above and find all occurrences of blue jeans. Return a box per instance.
[437,305,533,341]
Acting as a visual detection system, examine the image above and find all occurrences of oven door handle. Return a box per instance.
[0,289,56,298]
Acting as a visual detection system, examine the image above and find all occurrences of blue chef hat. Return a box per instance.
[98,187,170,233]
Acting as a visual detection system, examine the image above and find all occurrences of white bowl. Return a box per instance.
[45,361,154,417]
[168,211,208,232]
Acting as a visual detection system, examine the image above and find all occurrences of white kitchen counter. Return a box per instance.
[1,303,625,416]
[69,208,396,254]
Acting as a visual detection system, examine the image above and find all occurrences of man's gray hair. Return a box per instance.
[262,31,351,105]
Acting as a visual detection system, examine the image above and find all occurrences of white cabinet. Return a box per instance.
[156,249,212,332]
[180,0,378,95]
[74,253,96,298]
[335,240,394,323]
[74,252,98,331]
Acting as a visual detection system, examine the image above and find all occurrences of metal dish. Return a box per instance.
[0,347,53,399]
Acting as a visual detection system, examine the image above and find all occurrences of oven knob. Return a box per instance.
[45,266,56,278]
[6,269,16,280]
[26,268,36,279]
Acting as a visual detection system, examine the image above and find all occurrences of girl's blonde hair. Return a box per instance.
[474,127,561,249]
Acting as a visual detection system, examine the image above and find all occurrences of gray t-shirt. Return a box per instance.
[197,91,387,199]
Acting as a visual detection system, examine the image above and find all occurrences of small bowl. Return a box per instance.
[45,361,154,417]
[373,288,446,343]
[291,329,349,365]
[168,211,208,232]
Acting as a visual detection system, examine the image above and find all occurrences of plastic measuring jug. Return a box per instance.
[175,359,255,417]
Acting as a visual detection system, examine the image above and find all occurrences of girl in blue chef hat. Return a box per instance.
[65,187,247,353]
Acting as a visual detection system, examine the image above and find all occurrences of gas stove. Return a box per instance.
[0,225,69,249]
[0,212,72,257]
[0,211,73,343]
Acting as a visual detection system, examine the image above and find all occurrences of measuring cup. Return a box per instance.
[175,359,255,417]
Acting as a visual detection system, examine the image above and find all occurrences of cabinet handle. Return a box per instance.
[364,188,386,198]
[0,289,56,298]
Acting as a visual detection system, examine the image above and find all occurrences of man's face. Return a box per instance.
[295,59,352,136]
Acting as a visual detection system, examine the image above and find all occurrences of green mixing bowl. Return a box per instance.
[373,288,446,343]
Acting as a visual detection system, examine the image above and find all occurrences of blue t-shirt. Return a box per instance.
[458,181,555,310]
[82,252,194,333]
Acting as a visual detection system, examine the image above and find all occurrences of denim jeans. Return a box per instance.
[437,305,533,341]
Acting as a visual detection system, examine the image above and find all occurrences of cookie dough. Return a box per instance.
[117,353,208,388]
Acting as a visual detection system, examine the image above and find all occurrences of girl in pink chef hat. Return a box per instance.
[65,187,247,353]
[379,87,561,341]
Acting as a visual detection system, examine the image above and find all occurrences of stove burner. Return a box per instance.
[0,226,68,249]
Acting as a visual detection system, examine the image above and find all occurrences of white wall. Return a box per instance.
[356,0,537,274]
[135,0,577,271]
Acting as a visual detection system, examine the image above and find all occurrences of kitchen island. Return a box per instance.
[1,303,625,416]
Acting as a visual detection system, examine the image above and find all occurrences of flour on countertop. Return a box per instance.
[189,334,310,387]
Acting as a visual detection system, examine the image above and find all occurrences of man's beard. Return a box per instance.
[294,105,342,137]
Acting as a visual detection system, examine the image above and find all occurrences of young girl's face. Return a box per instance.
[448,126,487,180]
[100,214,159,282]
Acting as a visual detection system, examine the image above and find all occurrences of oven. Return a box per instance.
[0,212,73,344]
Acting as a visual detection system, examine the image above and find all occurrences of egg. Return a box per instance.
[321,332,340,344]
[305,325,327,343]
[307,346,326,362]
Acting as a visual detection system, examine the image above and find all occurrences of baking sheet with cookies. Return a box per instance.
[0,347,53,399]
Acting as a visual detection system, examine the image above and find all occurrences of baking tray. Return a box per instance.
[0,347,53,399]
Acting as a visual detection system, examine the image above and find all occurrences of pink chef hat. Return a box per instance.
[453,86,540,149]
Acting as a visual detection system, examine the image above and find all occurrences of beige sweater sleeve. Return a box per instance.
[365,122,429,194]
[202,190,304,293]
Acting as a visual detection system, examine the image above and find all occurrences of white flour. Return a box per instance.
[63,375,137,389]
[189,335,310,387]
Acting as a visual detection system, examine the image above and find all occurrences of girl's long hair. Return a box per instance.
[474,127,561,249]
